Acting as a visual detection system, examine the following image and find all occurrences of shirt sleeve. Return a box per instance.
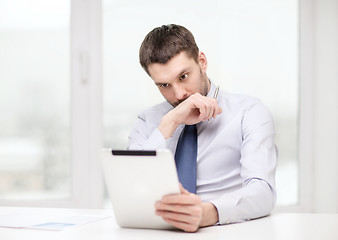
[210,101,278,224]
[128,111,170,150]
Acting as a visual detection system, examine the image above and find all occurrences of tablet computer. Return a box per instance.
[101,149,180,229]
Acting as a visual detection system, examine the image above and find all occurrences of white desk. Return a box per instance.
[0,207,337,240]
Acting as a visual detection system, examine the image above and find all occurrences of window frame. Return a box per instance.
[0,0,104,208]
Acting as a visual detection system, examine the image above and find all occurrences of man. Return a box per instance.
[129,24,277,232]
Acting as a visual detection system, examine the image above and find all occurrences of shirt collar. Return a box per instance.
[206,79,217,98]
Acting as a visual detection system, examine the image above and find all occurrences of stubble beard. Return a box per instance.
[170,71,209,108]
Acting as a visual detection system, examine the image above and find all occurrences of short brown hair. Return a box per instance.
[139,24,199,75]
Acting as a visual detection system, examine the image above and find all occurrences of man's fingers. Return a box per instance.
[196,95,222,121]
[191,95,217,121]
[172,92,222,125]
[160,193,201,205]
[159,210,201,223]
[215,106,222,118]
[211,98,221,119]
[155,202,202,232]
[155,187,203,232]
[190,95,209,120]
[161,217,199,232]
[155,201,202,215]
[179,183,190,194]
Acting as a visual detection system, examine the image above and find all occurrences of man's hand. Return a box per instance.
[158,93,223,139]
[171,93,221,125]
[155,184,219,232]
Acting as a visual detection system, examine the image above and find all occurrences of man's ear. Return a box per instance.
[198,52,208,73]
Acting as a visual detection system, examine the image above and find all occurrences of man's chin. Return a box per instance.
[170,102,180,108]
[169,99,185,108]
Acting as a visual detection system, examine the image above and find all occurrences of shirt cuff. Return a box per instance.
[139,128,166,150]
[209,195,244,225]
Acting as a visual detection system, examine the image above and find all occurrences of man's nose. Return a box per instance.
[173,85,187,100]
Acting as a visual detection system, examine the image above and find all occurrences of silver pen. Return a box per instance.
[208,86,220,122]
[213,85,220,100]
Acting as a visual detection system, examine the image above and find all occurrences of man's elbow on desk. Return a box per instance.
[210,179,276,225]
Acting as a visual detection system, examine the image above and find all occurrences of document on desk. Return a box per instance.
[0,213,111,231]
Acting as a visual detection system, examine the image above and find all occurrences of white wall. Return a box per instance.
[300,0,338,213]
[312,0,338,213]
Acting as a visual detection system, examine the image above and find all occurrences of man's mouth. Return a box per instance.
[173,97,188,107]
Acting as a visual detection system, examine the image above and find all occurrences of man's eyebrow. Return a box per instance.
[153,67,191,86]
[176,68,189,79]
[154,82,167,86]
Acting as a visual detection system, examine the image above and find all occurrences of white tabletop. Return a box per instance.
[0,207,337,240]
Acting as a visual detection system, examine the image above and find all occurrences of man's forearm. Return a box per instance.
[158,111,180,139]
[210,179,276,225]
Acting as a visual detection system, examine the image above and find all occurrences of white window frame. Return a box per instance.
[275,0,316,213]
[0,0,104,208]
[297,0,315,212]
[70,0,103,209]
[276,0,338,213]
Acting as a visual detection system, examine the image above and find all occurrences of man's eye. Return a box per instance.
[180,74,188,80]
[159,83,170,88]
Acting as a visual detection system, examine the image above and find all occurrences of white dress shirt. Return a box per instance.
[128,82,277,224]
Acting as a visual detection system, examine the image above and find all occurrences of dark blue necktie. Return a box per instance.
[174,124,197,193]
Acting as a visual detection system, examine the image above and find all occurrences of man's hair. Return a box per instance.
[139,24,199,75]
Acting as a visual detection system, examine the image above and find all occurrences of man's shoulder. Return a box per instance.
[138,101,173,119]
[221,91,262,109]
[222,91,273,124]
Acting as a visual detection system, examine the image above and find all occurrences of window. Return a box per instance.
[103,0,299,206]
[0,1,71,200]
[0,0,103,208]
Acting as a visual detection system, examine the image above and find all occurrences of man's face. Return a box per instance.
[148,51,210,107]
